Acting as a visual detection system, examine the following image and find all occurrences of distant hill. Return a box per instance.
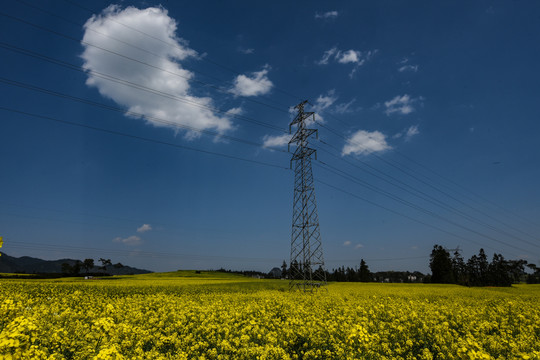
[0,252,151,275]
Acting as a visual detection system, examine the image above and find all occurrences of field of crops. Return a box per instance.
[1,272,539,359]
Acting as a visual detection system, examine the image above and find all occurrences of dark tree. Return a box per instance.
[61,262,72,275]
[83,258,94,273]
[281,260,288,279]
[71,260,82,275]
[488,253,512,286]
[113,262,124,269]
[99,258,112,271]
[359,259,371,282]
[430,245,454,283]
[451,251,467,285]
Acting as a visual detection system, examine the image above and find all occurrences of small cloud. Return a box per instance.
[398,64,419,72]
[238,47,254,54]
[411,246,418,250]
[336,50,363,64]
[355,244,364,249]
[404,125,419,141]
[137,224,152,233]
[393,125,420,141]
[315,10,339,19]
[262,133,292,149]
[230,66,273,97]
[113,235,142,246]
[384,94,422,115]
[316,47,338,65]
[342,130,391,156]
[469,127,475,133]
[343,241,351,246]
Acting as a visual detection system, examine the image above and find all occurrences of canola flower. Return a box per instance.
[0,273,539,359]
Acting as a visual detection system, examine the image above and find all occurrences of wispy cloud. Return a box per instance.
[384,94,422,115]
[342,130,391,156]
[394,125,420,141]
[398,64,419,72]
[343,241,352,246]
[315,11,339,19]
[137,224,152,233]
[317,47,377,78]
[81,5,234,139]
[238,47,254,54]
[334,98,357,114]
[355,244,364,249]
[316,47,339,65]
[230,65,273,97]
[113,235,142,246]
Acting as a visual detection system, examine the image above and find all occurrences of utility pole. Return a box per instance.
[288,100,326,291]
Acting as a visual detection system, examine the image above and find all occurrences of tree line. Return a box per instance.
[278,259,425,283]
[429,244,540,286]
[60,258,124,276]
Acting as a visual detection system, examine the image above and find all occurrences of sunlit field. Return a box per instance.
[1,272,539,359]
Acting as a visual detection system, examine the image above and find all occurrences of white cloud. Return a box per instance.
[404,125,419,141]
[315,11,339,19]
[398,64,419,72]
[336,50,363,64]
[113,235,142,246]
[311,90,338,123]
[384,94,422,115]
[262,133,291,149]
[355,244,364,249]
[81,6,234,138]
[230,66,273,97]
[343,241,351,246]
[137,224,152,233]
[342,130,391,156]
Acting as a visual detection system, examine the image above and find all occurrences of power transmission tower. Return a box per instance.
[288,100,327,291]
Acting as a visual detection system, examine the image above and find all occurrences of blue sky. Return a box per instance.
[1,0,540,273]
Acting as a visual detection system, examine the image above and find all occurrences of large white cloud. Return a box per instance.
[342,130,391,156]
[81,5,233,138]
[230,66,273,97]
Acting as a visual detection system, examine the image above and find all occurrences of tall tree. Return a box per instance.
[359,259,371,282]
[430,245,454,283]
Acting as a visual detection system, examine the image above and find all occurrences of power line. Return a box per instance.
[314,178,500,253]
[314,141,540,249]
[0,74,289,153]
[316,160,535,256]
[0,106,290,170]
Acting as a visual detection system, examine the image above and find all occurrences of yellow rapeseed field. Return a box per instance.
[1,272,539,359]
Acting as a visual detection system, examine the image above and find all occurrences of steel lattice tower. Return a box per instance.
[288,100,327,291]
